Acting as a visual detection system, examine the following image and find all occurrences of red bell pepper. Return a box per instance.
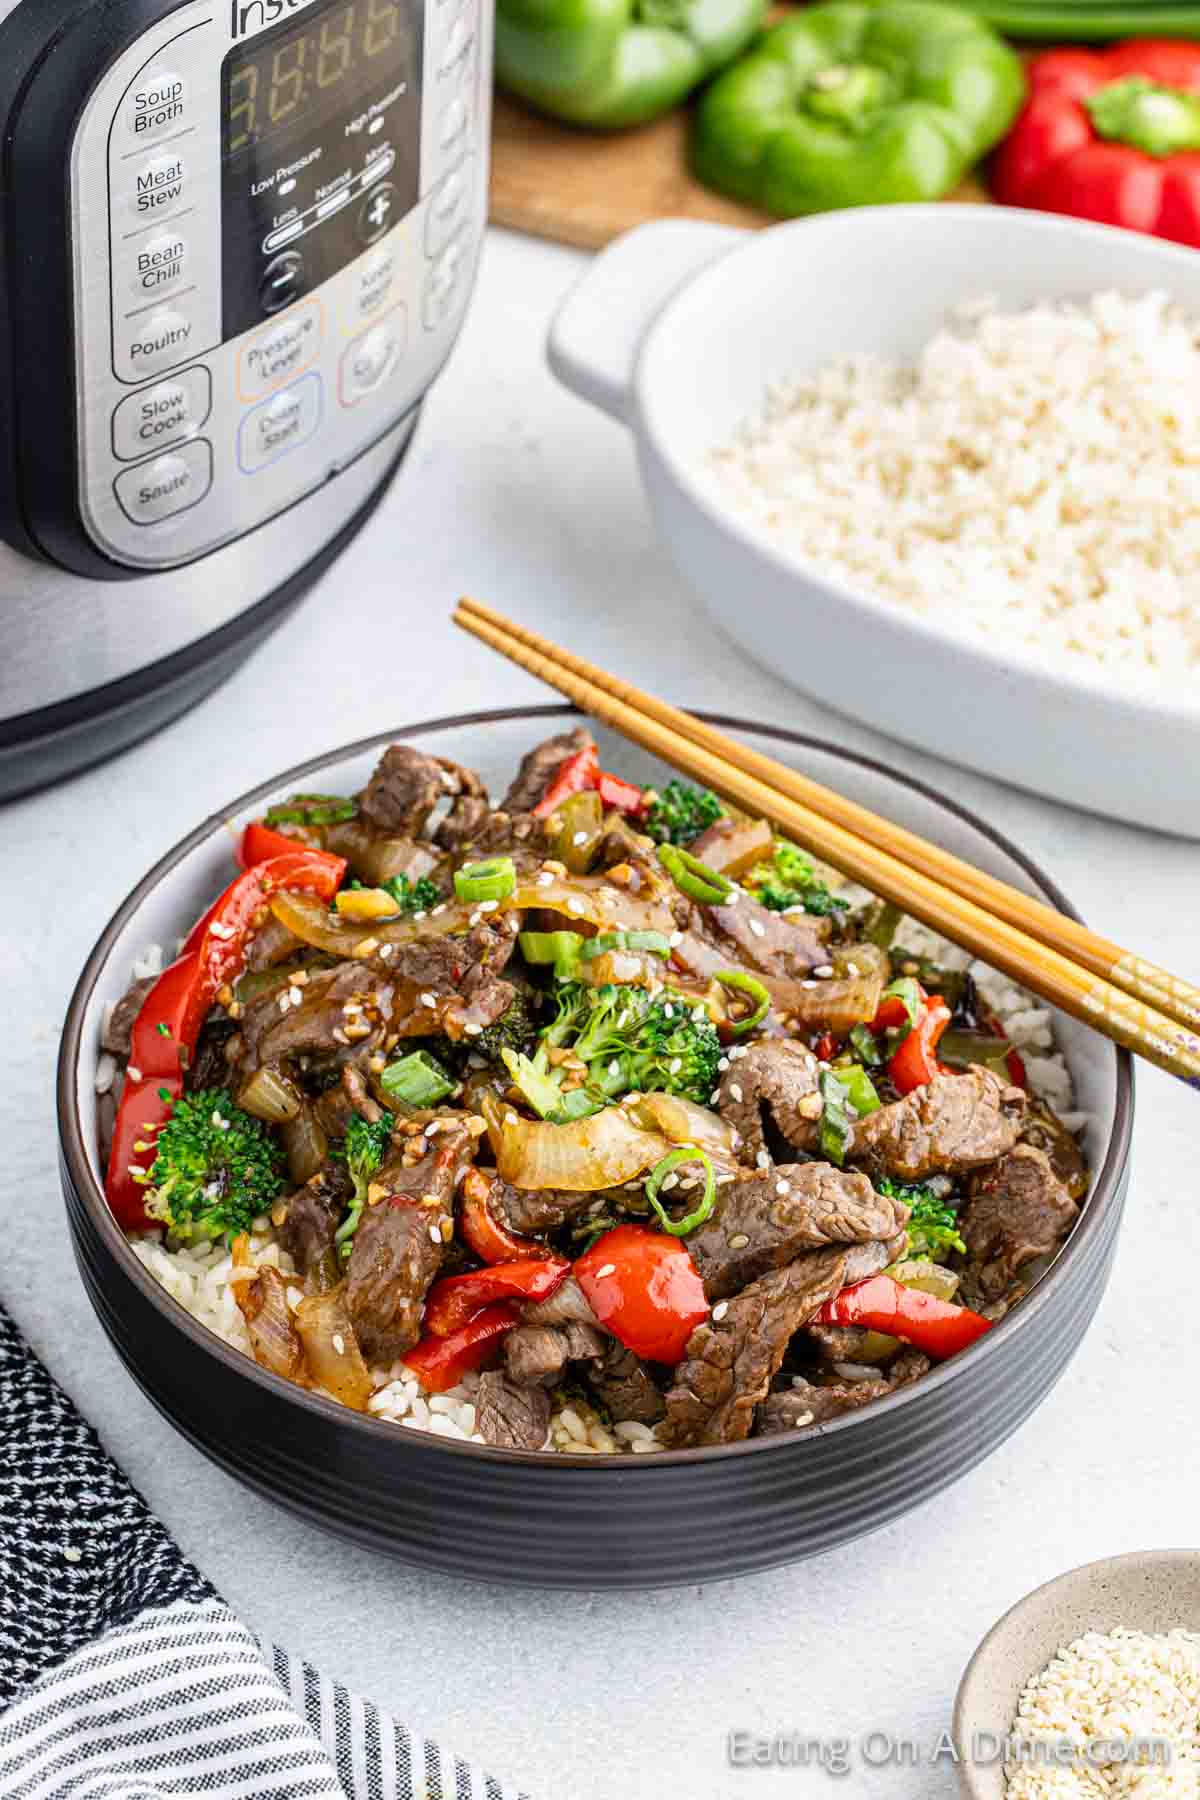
[814,1275,993,1361]
[104,847,346,1226]
[423,1256,571,1337]
[993,41,1200,247]
[888,996,952,1097]
[594,769,647,816]
[104,1075,182,1231]
[983,1008,1028,1090]
[532,737,648,820]
[459,1168,541,1265]
[237,820,308,868]
[402,1302,521,1393]
[814,1032,840,1063]
[575,1224,709,1364]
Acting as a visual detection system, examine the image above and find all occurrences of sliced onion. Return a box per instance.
[511,874,677,937]
[231,1237,307,1382]
[269,889,479,955]
[281,1102,328,1185]
[773,943,889,1032]
[631,1093,740,1169]
[237,1064,303,1123]
[486,1094,666,1192]
[294,1286,372,1411]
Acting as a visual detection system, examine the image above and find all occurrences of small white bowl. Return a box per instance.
[548,205,1200,838]
[954,1550,1200,1797]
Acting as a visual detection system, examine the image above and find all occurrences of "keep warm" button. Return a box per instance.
[113,439,212,525]
[238,299,323,401]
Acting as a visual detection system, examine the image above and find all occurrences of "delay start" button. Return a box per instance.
[113,439,212,525]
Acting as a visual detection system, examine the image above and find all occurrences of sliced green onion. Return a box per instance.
[838,1064,881,1118]
[881,976,924,1034]
[380,1049,455,1107]
[657,844,734,906]
[644,1144,717,1237]
[549,1089,606,1124]
[818,1070,853,1168]
[714,969,770,1035]
[454,856,517,904]
[265,792,357,826]
[580,929,671,962]
[848,1023,883,1067]
[519,929,585,980]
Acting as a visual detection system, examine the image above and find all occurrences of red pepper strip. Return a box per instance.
[872,982,929,1034]
[402,1302,522,1393]
[532,741,600,817]
[992,41,1200,248]
[424,1255,571,1337]
[982,1009,1028,1090]
[814,1275,993,1362]
[814,1032,840,1063]
[594,769,647,816]
[105,849,346,1225]
[575,1224,709,1364]
[459,1168,541,1265]
[104,1075,182,1231]
[888,997,952,1097]
[237,820,310,868]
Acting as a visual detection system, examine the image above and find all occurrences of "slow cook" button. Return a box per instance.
[111,366,211,461]
[238,298,323,401]
[339,308,406,406]
[125,71,187,145]
[238,373,322,472]
[128,231,187,299]
[113,439,212,525]
[129,151,186,222]
[123,307,194,379]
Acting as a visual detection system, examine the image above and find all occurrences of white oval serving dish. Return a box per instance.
[548,205,1200,838]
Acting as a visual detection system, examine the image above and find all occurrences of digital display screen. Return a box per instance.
[224,0,410,157]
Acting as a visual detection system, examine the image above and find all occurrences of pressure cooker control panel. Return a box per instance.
[67,0,489,570]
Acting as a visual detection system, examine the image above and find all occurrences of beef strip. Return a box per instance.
[1021,1099,1089,1201]
[520,1275,600,1330]
[504,1321,606,1386]
[587,1341,665,1426]
[804,1322,873,1365]
[432,759,491,852]
[239,962,396,1069]
[660,1247,854,1448]
[314,1064,384,1139]
[369,917,520,1042]
[101,975,155,1058]
[685,1163,911,1301]
[717,1040,822,1163]
[450,809,547,862]
[345,1123,474,1361]
[279,1161,353,1277]
[492,1181,597,1236]
[850,1066,1026,1181]
[757,1348,931,1433]
[501,726,594,814]
[186,1016,240,1093]
[358,744,447,836]
[672,897,830,990]
[475,1371,552,1450]
[242,916,305,971]
[958,1143,1079,1302]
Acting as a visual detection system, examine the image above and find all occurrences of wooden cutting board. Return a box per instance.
[489,90,990,251]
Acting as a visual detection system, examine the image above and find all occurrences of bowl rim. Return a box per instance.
[953,1547,1200,1797]
[632,203,1200,727]
[57,702,1134,1470]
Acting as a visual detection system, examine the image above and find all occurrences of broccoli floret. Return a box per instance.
[541,981,721,1107]
[878,1177,967,1263]
[750,839,848,918]
[144,1088,287,1243]
[643,780,725,846]
[342,1111,394,1207]
[473,990,542,1063]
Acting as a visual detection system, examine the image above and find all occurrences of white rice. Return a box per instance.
[1006,1628,1200,1797]
[113,904,1078,1456]
[709,291,1200,686]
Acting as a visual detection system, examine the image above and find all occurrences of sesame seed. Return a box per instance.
[663,1003,675,1019]
[711,1301,729,1321]
[710,1090,721,1104]
[537,871,555,887]
[669,930,683,948]
[749,918,766,938]
[572,831,588,846]
[429,1225,441,1244]
[463,1021,483,1036]
[378,943,395,961]
[468,911,482,927]
[332,1333,345,1355]
[729,1082,743,1103]
[729,1045,748,1060]
[814,964,834,979]
[729,1130,742,1149]
[755,1150,770,1169]
[433,904,447,916]
[565,897,585,915]
[846,962,859,977]
[668,1056,682,1074]
[717,1057,729,1071]
[728,1232,749,1249]
[413,911,427,923]
[478,899,499,913]
[776,1179,790,1196]
[332,1027,349,1045]
[209,920,235,940]
[608,1060,621,1078]
[420,992,437,1009]
[595,1263,616,1279]
[126,1065,142,1083]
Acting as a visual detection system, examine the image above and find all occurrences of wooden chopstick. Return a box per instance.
[458,595,1200,1038]
[453,598,1200,1090]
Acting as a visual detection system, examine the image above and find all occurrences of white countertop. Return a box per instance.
[5,225,1199,1800]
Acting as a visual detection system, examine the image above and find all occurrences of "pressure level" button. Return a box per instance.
[113,439,212,525]
[125,72,187,145]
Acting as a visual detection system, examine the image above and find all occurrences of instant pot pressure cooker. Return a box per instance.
[0,0,490,798]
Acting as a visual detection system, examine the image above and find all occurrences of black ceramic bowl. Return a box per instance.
[59,707,1133,1589]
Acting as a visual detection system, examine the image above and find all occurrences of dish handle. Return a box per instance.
[547,219,744,425]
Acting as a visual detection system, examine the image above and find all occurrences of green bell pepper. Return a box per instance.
[691,1,1025,215]
[495,0,767,129]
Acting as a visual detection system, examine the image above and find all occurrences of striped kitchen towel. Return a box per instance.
[0,1303,527,1800]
